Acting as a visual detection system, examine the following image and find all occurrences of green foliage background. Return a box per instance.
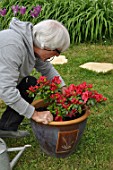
[1,0,113,43]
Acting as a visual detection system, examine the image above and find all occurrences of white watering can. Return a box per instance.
[0,138,31,170]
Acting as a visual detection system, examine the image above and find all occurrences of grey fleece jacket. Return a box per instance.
[0,17,65,119]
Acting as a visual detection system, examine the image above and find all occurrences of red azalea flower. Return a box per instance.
[50,92,60,100]
[67,109,77,118]
[94,93,105,102]
[50,94,55,99]
[62,103,70,109]
[103,97,107,101]
[75,86,82,95]
[64,88,72,97]
[68,84,76,91]
[29,86,37,92]
[55,93,62,99]
[52,76,61,84]
[78,82,87,90]
[88,91,93,98]
[82,91,89,103]
[44,80,50,85]
[54,115,63,121]
[50,83,58,91]
[71,98,77,104]
[37,76,47,84]
[56,94,66,103]
[87,84,93,88]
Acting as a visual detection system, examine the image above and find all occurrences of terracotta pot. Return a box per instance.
[31,99,90,158]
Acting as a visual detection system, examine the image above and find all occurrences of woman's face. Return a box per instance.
[33,46,61,62]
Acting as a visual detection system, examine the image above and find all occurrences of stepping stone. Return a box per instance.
[50,55,68,64]
[79,62,113,73]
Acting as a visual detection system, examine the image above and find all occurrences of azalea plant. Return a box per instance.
[28,76,107,121]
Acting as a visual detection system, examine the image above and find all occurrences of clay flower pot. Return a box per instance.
[31,99,90,158]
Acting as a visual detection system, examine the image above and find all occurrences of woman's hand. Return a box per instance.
[31,110,53,124]
[61,86,67,95]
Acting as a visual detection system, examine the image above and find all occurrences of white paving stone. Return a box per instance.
[50,55,68,64]
[79,62,113,73]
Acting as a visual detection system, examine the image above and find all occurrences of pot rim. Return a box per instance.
[32,99,90,126]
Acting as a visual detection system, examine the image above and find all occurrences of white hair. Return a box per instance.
[33,19,70,52]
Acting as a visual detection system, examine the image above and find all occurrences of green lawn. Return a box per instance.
[0,44,113,170]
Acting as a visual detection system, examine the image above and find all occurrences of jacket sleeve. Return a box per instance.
[0,45,35,118]
[35,58,66,87]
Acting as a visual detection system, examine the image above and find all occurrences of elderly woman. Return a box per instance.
[0,18,70,138]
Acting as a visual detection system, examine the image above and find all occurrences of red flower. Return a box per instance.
[62,103,70,109]
[64,88,72,97]
[52,76,61,84]
[57,95,66,104]
[68,84,76,91]
[94,93,105,102]
[82,91,89,103]
[37,76,47,84]
[70,98,77,104]
[50,83,58,91]
[67,109,77,118]
[55,115,63,121]
[78,82,87,90]
[50,92,61,100]
[29,85,38,92]
[103,97,107,101]
[87,84,93,88]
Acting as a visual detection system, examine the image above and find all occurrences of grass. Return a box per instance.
[0,44,113,170]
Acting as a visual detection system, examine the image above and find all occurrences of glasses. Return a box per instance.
[44,48,61,62]
[45,48,61,55]
[46,56,55,62]
[54,49,61,55]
